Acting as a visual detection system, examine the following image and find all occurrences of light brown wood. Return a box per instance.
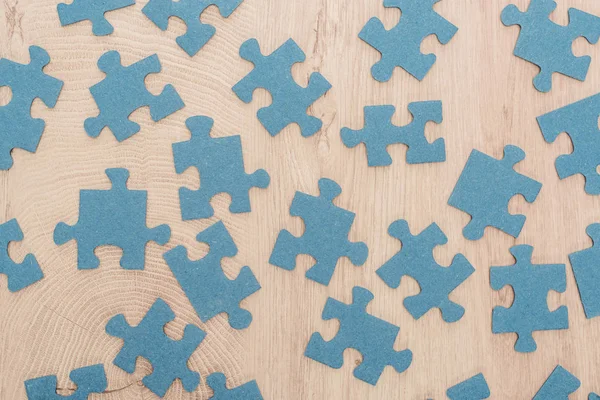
[1,0,600,398]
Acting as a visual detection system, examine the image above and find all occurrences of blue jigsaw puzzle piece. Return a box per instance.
[269,178,368,286]
[0,219,43,292]
[0,46,63,170]
[568,224,600,319]
[533,365,581,400]
[501,0,600,93]
[172,116,270,220]
[84,51,184,142]
[490,245,568,353]
[376,220,474,323]
[590,394,600,400]
[24,364,107,400]
[207,373,263,400]
[537,92,600,194]
[143,0,243,56]
[232,38,332,137]
[57,0,135,35]
[106,298,204,398]
[446,373,491,400]
[54,168,171,270]
[341,102,446,167]
[305,286,412,385]
[448,145,542,240]
[164,221,261,330]
[359,0,457,82]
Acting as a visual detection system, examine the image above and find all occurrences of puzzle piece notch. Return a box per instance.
[207,373,263,400]
[0,46,63,170]
[446,373,491,400]
[501,0,600,93]
[270,178,368,286]
[173,116,270,220]
[376,219,474,323]
[533,365,581,400]
[164,220,261,330]
[85,51,184,142]
[341,102,446,167]
[537,92,600,194]
[24,364,107,400]
[448,145,542,240]
[54,168,171,270]
[490,245,568,353]
[568,223,600,319]
[143,0,243,56]
[359,0,458,82]
[0,219,43,292]
[106,298,204,397]
[57,0,135,35]
[232,38,332,137]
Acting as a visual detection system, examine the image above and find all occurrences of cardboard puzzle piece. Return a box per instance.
[207,373,263,400]
[54,168,171,270]
[341,102,446,167]
[57,0,135,35]
[0,46,63,170]
[376,220,474,323]
[359,0,457,82]
[491,245,568,353]
[569,224,600,319]
[501,0,600,92]
[448,145,542,240]
[143,0,243,56]
[24,364,107,400]
[270,178,368,286]
[446,373,490,400]
[172,116,270,220]
[106,298,205,397]
[533,365,580,400]
[232,38,332,137]
[0,219,43,292]
[85,51,184,142]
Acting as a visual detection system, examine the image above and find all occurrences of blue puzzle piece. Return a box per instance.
[359,0,457,82]
[490,245,568,353]
[232,38,332,137]
[0,219,43,292]
[501,0,600,93]
[591,394,600,400]
[207,373,263,400]
[305,286,412,385]
[106,298,204,397]
[448,145,542,240]
[537,92,600,194]
[376,220,474,323]
[341,102,446,167]
[172,116,270,220]
[143,0,243,56]
[57,0,135,35]
[164,221,261,330]
[270,178,368,286]
[24,364,107,400]
[447,373,490,400]
[569,224,600,319]
[85,51,184,142]
[54,168,171,270]
[0,46,63,170]
[533,365,580,400]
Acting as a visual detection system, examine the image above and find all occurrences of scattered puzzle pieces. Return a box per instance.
[164,220,261,329]
[24,364,107,400]
[172,116,270,220]
[376,220,474,323]
[501,0,600,92]
[270,178,368,286]
[143,0,244,56]
[106,298,204,397]
[0,219,43,292]
[533,365,580,400]
[54,168,171,270]
[359,0,458,82]
[446,373,490,400]
[0,46,63,170]
[448,145,542,240]
[57,0,135,35]
[537,92,600,194]
[85,51,184,142]
[232,38,332,137]
[207,373,263,400]
[340,102,446,167]
[490,245,568,353]
[569,224,600,319]
[305,286,412,385]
